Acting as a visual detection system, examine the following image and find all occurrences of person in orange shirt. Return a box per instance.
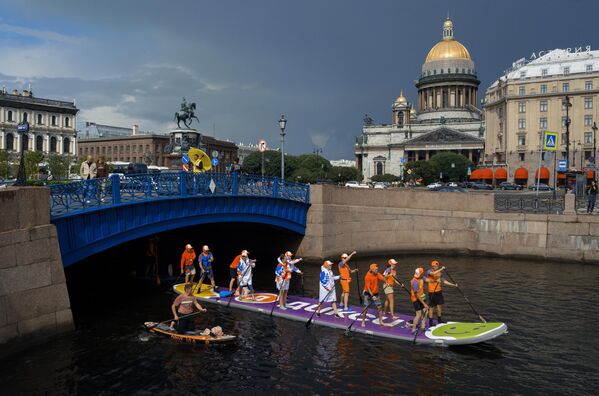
[382,259,398,319]
[180,244,196,285]
[425,260,457,327]
[361,263,389,328]
[410,267,429,333]
[338,251,357,311]
[229,250,248,295]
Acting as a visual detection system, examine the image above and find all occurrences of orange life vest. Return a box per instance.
[410,277,425,302]
[426,270,443,293]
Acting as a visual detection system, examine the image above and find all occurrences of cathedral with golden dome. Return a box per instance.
[356,17,485,180]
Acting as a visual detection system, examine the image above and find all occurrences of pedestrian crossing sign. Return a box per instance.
[543,131,558,151]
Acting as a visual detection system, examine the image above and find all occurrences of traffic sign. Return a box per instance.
[182,163,189,172]
[17,122,29,133]
[543,131,558,151]
[211,150,219,158]
[399,158,406,165]
[211,158,219,167]
[181,154,190,164]
[406,169,412,175]
[558,159,567,171]
[259,139,267,153]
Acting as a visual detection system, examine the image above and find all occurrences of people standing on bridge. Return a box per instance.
[180,244,196,285]
[316,260,342,318]
[169,283,207,333]
[80,155,97,203]
[275,251,303,310]
[382,259,398,319]
[361,263,389,328]
[425,260,457,327]
[237,251,256,300]
[338,251,358,312]
[587,181,597,213]
[96,157,108,202]
[410,267,429,333]
[198,245,216,292]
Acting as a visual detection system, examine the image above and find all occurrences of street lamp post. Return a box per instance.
[563,95,572,168]
[592,122,598,175]
[279,115,287,180]
[14,121,30,186]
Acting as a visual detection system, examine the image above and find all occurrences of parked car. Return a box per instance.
[529,183,553,191]
[471,182,494,190]
[448,182,458,187]
[459,181,474,188]
[498,181,523,191]
[373,182,386,189]
[345,181,369,188]
[431,186,466,192]
[427,182,443,189]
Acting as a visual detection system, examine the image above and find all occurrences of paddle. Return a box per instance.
[305,286,337,329]
[226,260,254,308]
[443,269,487,323]
[412,307,429,344]
[146,310,205,330]
[270,287,284,316]
[345,298,375,335]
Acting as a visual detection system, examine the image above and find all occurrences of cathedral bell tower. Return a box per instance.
[391,91,411,127]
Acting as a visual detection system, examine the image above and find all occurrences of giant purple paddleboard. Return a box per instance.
[173,284,507,346]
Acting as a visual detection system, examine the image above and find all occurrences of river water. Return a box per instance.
[0,253,597,395]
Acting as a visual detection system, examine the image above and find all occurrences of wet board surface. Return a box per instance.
[173,283,507,346]
[144,321,236,344]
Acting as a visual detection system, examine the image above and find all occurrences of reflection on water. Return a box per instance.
[0,253,597,395]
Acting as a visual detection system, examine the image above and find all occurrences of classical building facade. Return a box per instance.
[0,89,78,155]
[484,48,599,185]
[355,17,484,181]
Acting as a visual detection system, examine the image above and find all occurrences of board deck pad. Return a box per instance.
[144,321,236,344]
[173,283,507,346]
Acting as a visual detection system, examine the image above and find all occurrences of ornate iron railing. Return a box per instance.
[49,172,310,218]
[494,193,564,214]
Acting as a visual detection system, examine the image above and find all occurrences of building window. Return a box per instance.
[51,115,57,126]
[585,97,593,109]
[50,137,57,152]
[540,84,547,94]
[7,110,13,122]
[63,138,70,154]
[518,119,526,129]
[541,69,548,77]
[540,117,548,129]
[563,66,570,75]
[375,162,384,176]
[520,71,526,78]
[37,114,43,124]
[519,87,525,96]
[65,117,70,127]
[585,132,593,144]
[518,135,526,146]
[518,102,526,113]
[126,145,130,154]
[563,83,570,92]
[36,135,43,151]
[5,133,14,150]
[119,145,124,154]
[22,112,28,123]
[585,115,593,126]
[540,100,548,112]
[587,64,593,72]
[102,146,106,154]
[107,147,112,154]
[132,144,136,153]
[586,81,593,91]
[519,152,525,161]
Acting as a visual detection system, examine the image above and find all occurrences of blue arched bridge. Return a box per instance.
[49,172,310,267]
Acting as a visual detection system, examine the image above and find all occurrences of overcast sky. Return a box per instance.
[0,0,597,159]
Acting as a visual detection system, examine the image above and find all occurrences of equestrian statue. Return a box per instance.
[174,97,200,129]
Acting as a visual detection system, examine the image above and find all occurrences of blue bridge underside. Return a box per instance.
[54,195,309,267]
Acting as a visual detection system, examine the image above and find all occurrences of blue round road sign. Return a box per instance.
[211,158,219,167]
[181,154,190,164]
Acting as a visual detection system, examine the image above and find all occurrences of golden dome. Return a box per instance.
[425,17,471,63]
[395,90,407,104]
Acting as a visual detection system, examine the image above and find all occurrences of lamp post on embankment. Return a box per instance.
[279,115,287,180]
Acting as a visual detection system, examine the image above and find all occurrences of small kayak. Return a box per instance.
[144,322,236,344]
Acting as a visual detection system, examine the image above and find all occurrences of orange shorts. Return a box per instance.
[340,280,351,293]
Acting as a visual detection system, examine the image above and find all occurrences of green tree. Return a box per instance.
[48,154,71,179]
[371,173,400,183]
[326,166,361,183]
[429,152,472,182]
[405,160,440,185]
[0,150,9,179]
[24,151,45,179]
[241,150,297,178]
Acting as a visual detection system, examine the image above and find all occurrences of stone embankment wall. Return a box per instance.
[0,187,73,355]
[297,185,599,263]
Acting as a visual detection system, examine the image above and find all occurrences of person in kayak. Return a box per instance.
[382,259,398,319]
[197,245,216,292]
[410,267,429,333]
[180,244,196,285]
[170,283,207,333]
[237,251,256,300]
[425,260,457,327]
[316,260,342,318]
[338,251,358,312]
[275,251,303,310]
[361,263,389,327]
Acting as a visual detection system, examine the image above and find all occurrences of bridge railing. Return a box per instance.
[49,172,310,217]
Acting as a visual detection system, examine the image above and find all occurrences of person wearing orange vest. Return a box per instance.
[338,251,357,311]
[180,244,197,285]
[229,250,249,295]
[410,267,429,333]
[361,263,389,328]
[382,259,398,319]
[425,260,457,327]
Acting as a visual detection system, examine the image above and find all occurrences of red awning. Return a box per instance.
[586,169,595,179]
[470,169,482,180]
[514,167,528,180]
[535,167,550,180]
[480,168,493,179]
[494,168,507,179]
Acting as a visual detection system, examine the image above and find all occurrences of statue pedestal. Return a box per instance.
[165,128,201,169]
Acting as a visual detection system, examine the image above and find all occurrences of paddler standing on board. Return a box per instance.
[169,283,207,333]
[197,245,216,292]
[275,251,303,310]
[382,259,398,319]
[410,267,429,333]
[361,263,389,327]
[229,251,244,295]
[180,244,196,285]
[237,250,256,300]
[425,260,458,327]
[316,260,342,318]
[338,251,358,312]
